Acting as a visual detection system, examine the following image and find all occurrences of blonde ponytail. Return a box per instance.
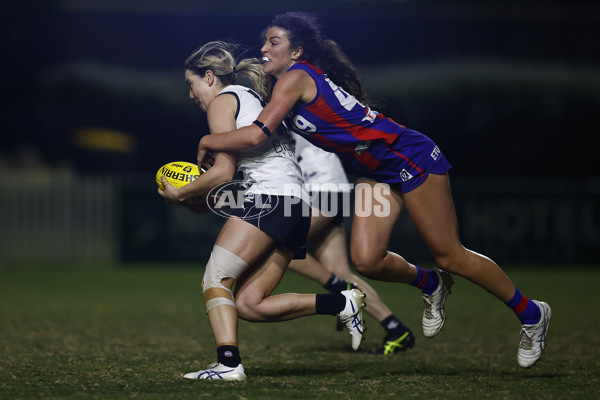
[185,41,268,99]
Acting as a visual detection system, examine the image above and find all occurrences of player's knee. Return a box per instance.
[236,304,260,322]
[433,255,453,272]
[350,246,384,278]
[234,300,252,321]
[234,293,265,322]
[202,245,249,313]
[233,292,252,320]
[432,250,467,275]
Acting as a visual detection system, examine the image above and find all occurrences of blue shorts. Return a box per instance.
[231,194,311,259]
[362,128,452,193]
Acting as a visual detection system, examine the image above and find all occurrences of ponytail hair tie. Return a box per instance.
[232,65,237,74]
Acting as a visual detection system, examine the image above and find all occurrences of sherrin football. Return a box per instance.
[156,161,201,190]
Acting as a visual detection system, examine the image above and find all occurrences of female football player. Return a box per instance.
[158,41,365,381]
[287,133,415,355]
[194,14,551,369]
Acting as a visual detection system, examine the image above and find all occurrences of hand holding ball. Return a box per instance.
[156,161,201,190]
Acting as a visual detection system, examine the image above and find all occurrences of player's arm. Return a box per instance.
[161,94,238,203]
[197,69,312,160]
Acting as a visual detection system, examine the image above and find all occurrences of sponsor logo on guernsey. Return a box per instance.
[431,146,441,161]
[354,140,371,155]
[361,107,378,123]
[400,169,413,182]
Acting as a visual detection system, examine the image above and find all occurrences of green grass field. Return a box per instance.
[1,264,599,399]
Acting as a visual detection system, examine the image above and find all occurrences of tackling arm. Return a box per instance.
[197,69,310,161]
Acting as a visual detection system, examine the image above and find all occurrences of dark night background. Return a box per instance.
[2,0,599,179]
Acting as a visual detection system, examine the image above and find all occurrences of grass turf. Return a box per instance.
[1,264,599,399]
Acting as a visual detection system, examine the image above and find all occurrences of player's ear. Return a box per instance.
[204,70,215,85]
[292,46,303,60]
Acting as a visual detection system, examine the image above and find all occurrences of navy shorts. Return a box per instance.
[362,128,452,193]
[231,194,311,259]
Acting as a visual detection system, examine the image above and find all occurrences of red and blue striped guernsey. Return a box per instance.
[287,61,406,175]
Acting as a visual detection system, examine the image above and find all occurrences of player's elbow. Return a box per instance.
[209,165,236,186]
[247,130,268,148]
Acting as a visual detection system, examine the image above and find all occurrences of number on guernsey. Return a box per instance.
[327,77,377,122]
[293,115,316,133]
[327,78,361,111]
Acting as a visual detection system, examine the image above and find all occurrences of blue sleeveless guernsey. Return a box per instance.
[287,61,451,193]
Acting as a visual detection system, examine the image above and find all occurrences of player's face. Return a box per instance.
[185,69,213,112]
[261,27,299,79]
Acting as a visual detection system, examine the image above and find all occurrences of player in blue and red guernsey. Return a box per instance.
[286,59,448,189]
[197,12,551,368]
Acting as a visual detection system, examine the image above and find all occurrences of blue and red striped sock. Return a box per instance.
[506,288,541,325]
[410,266,439,295]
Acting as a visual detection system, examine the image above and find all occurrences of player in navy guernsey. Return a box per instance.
[159,41,366,381]
[197,13,551,368]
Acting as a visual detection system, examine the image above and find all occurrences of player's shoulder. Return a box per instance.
[279,67,314,86]
[275,68,316,104]
[207,90,239,119]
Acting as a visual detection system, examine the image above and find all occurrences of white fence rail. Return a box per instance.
[0,172,118,263]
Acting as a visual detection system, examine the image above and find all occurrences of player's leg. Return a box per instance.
[205,216,277,342]
[287,208,359,291]
[311,216,388,320]
[403,173,516,300]
[311,216,414,354]
[349,178,457,340]
[349,178,417,283]
[226,196,329,322]
[403,172,551,367]
[234,245,366,350]
[184,216,277,381]
[234,247,318,321]
[287,253,338,286]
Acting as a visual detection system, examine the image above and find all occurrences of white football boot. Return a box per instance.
[183,363,246,381]
[422,268,454,338]
[518,300,551,368]
[338,289,366,350]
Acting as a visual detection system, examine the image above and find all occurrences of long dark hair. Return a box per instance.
[265,12,372,104]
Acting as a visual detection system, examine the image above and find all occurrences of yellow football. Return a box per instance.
[156,161,201,190]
